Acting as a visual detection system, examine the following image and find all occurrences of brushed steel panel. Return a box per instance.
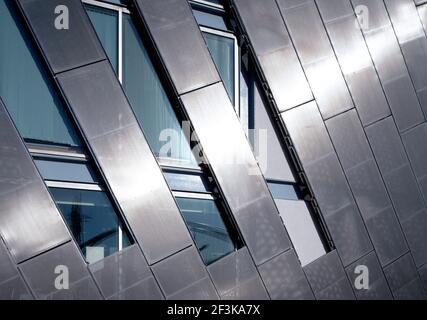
[207,247,265,297]
[0,100,70,263]
[17,0,106,74]
[324,203,373,266]
[279,0,353,119]
[19,242,96,299]
[304,250,346,294]
[151,246,216,299]
[134,0,220,94]
[258,249,315,300]
[181,83,291,265]
[401,209,427,267]
[346,252,393,300]
[320,11,390,126]
[233,0,313,110]
[89,244,154,299]
[365,207,408,266]
[56,61,193,264]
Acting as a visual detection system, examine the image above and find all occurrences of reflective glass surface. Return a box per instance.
[35,159,98,184]
[0,1,80,147]
[85,5,118,73]
[122,14,197,167]
[203,32,235,105]
[193,8,229,31]
[50,188,132,264]
[267,182,300,201]
[176,197,236,265]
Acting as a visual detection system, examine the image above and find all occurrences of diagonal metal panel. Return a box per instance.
[55,61,193,265]
[133,0,220,95]
[180,83,291,266]
[232,0,313,111]
[0,99,70,263]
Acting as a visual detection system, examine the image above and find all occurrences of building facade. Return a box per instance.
[1,0,427,300]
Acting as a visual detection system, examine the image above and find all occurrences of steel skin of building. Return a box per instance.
[0,0,427,300]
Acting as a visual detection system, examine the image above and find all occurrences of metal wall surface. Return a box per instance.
[231,0,427,299]
[2,0,427,300]
[15,0,215,300]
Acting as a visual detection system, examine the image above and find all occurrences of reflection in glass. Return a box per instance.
[203,32,235,105]
[86,5,119,73]
[50,188,132,264]
[0,1,80,147]
[35,159,98,184]
[176,197,236,265]
[122,15,197,167]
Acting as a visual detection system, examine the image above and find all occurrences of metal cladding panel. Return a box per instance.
[365,207,408,266]
[89,244,160,299]
[180,83,291,266]
[0,276,33,300]
[258,250,314,300]
[56,61,193,264]
[317,0,390,126]
[282,102,354,216]
[278,0,354,119]
[324,203,373,266]
[385,0,427,104]
[365,117,408,175]
[151,246,218,300]
[419,263,427,293]
[168,278,220,300]
[233,0,313,111]
[0,100,70,263]
[221,276,270,300]
[384,253,427,299]
[345,159,391,221]
[0,238,19,283]
[383,164,425,222]
[17,0,106,74]
[402,123,427,200]
[134,0,220,94]
[346,251,393,300]
[401,209,427,267]
[47,277,102,300]
[303,250,347,294]
[325,110,373,172]
[108,277,164,300]
[351,0,424,132]
[316,277,356,300]
[232,0,290,55]
[207,247,267,298]
[19,242,100,300]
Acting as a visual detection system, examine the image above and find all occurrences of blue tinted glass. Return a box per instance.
[176,197,235,265]
[268,181,300,201]
[0,1,80,147]
[85,5,118,74]
[193,8,229,31]
[122,14,197,167]
[50,188,132,264]
[203,32,235,105]
[164,171,212,193]
[35,159,98,184]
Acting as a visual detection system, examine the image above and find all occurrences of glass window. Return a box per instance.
[122,14,197,167]
[176,197,236,265]
[50,187,132,264]
[193,8,229,31]
[86,5,118,74]
[267,181,300,201]
[203,31,235,106]
[0,1,81,147]
[164,170,213,194]
[35,159,99,184]
[86,5,198,167]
